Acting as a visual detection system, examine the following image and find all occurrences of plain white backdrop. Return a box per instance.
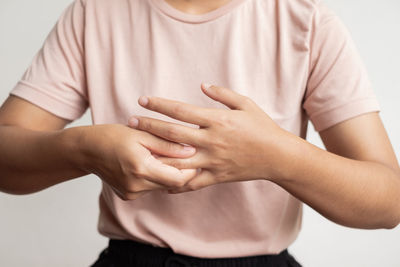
[0,0,399,266]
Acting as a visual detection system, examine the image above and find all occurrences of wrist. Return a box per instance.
[57,126,93,174]
[262,129,305,183]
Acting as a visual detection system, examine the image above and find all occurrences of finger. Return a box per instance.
[111,173,166,195]
[131,176,168,191]
[111,186,148,201]
[142,154,198,187]
[168,169,216,193]
[157,153,205,169]
[137,129,197,158]
[138,96,213,127]
[201,83,255,111]
[130,116,205,146]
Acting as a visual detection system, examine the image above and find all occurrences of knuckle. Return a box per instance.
[202,137,215,148]
[122,193,131,200]
[214,113,233,128]
[134,164,148,178]
[186,183,199,191]
[197,130,209,144]
[157,156,172,166]
[172,104,184,115]
[139,119,151,131]
[118,195,127,201]
[165,159,181,169]
[209,158,222,168]
[123,193,138,201]
[176,160,188,169]
[162,141,176,152]
[127,182,140,193]
[165,127,180,140]
[215,113,228,125]
[211,138,228,150]
[116,190,130,201]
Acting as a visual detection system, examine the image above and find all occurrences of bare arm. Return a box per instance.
[128,85,400,229]
[0,96,197,198]
[0,96,85,194]
[271,112,400,229]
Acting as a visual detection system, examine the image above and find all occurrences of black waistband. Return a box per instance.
[99,239,302,267]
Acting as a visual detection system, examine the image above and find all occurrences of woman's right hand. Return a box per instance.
[78,124,197,200]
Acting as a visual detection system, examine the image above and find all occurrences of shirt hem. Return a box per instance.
[309,97,381,132]
[10,80,87,121]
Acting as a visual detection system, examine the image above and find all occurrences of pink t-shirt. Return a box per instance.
[10,0,380,258]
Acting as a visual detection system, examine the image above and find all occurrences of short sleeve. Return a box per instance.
[303,2,380,132]
[10,0,88,121]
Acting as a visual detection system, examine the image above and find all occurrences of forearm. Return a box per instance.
[269,131,400,229]
[0,125,89,194]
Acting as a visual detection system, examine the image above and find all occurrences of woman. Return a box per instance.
[0,0,399,266]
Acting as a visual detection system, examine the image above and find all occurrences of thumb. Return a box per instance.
[144,155,198,187]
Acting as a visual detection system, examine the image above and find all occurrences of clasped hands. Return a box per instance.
[126,83,288,195]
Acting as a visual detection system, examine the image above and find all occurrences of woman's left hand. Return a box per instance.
[128,83,289,193]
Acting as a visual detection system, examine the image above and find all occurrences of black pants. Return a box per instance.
[90,239,302,267]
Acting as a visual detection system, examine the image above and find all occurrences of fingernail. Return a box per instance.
[128,117,139,128]
[182,145,196,152]
[138,96,149,106]
[202,83,213,90]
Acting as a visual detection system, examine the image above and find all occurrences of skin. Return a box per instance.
[164,0,232,14]
[0,1,218,200]
[0,96,198,200]
[0,0,399,231]
[2,83,399,230]
[128,83,400,229]
[0,0,232,200]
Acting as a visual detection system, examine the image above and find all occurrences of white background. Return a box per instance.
[0,0,399,266]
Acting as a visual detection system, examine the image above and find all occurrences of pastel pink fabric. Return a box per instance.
[10,0,380,257]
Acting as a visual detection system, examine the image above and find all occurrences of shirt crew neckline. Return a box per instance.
[148,0,248,23]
